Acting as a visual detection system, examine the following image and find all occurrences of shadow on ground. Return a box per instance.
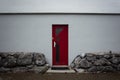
[0,72,120,80]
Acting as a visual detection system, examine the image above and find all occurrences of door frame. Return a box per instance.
[52,24,69,66]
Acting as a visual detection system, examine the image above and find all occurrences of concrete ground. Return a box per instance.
[0,72,120,80]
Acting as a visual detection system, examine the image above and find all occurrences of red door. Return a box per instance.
[52,24,68,66]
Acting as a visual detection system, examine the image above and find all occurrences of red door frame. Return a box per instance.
[52,24,68,66]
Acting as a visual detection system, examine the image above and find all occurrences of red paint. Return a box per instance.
[52,24,68,66]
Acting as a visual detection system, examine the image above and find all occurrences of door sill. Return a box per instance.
[51,65,69,70]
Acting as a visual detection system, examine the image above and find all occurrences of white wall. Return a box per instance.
[0,14,120,65]
[0,0,120,13]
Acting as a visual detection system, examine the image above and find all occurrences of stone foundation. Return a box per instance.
[0,52,49,73]
[71,52,120,73]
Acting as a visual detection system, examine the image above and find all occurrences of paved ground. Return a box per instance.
[0,72,120,80]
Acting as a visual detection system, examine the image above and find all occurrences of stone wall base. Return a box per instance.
[0,52,49,73]
[71,52,120,73]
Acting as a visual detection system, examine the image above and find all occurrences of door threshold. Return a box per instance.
[52,65,68,67]
[51,65,69,70]
[47,68,75,73]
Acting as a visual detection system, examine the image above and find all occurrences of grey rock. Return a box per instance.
[40,65,50,74]
[87,66,114,72]
[0,52,8,58]
[117,64,120,71]
[17,53,33,66]
[72,55,82,68]
[8,52,16,56]
[11,67,28,73]
[104,53,113,59]
[72,53,120,73]
[0,59,6,67]
[85,53,97,62]
[96,55,104,59]
[87,66,97,72]
[103,66,115,72]
[111,64,117,69]
[70,63,75,68]
[110,57,120,64]
[74,68,85,72]
[96,66,105,72]
[85,53,95,57]
[29,64,49,74]
[79,59,92,69]
[26,65,34,69]
[3,55,17,68]
[86,56,96,62]
[34,53,46,66]
[94,58,111,66]
[87,66,105,72]
[114,53,120,57]
[0,67,11,73]
[0,56,2,61]
[13,52,22,58]
[85,53,94,56]
[0,52,48,73]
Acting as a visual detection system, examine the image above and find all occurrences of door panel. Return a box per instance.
[52,25,68,65]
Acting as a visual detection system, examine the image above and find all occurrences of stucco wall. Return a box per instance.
[0,0,120,13]
[0,14,120,65]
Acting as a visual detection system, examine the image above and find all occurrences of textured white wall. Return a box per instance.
[0,0,120,13]
[0,15,120,65]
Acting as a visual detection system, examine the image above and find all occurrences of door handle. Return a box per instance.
[54,41,56,47]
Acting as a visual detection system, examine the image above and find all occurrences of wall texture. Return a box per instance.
[0,0,120,13]
[0,14,120,65]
